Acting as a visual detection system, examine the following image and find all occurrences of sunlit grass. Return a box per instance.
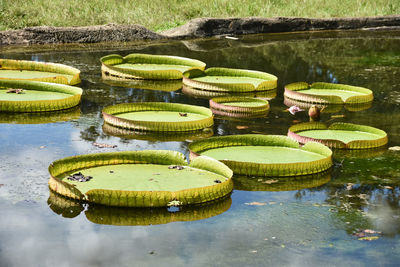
[0,0,399,31]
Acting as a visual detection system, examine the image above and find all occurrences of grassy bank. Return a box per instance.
[0,0,399,32]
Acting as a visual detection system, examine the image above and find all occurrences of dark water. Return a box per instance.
[1,30,400,267]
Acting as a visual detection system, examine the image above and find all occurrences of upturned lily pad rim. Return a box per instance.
[102,102,214,132]
[100,53,206,80]
[182,85,277,100]
[189,134,332,177]
[209,96,270,114]
[288,122,388,149]
[0,79,82,112]
[182,67,278,92]
[284,82,373,105]
[0,58,81,85]
[283,96,372,113]
[48,150,233,207]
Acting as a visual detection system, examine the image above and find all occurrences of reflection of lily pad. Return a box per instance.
[189,134,332,177]
[47,190,232,226]
[210,97,269,118]
[284,82,373,105]
[233,170,331,191]
[288,122,388,149]
[102,122,213,142]
[183,68,277,92]
[283,96,372,113]
[100,54,206,80]
[0,80,82,112]
[47,190,84,218]
[102,102,213,132]
[0,106,80,124]
[48,150,233,207]
[182,85,277,100]
[101,74,182,92]
[0,58,81,85]
[333,146,387,159]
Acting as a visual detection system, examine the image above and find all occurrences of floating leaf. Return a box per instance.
[183,67,277,92]
[0,58,81,85]
[100,54,206,80]
[102,102,214,132]
[210,97,270,117]
[288,122,388,149]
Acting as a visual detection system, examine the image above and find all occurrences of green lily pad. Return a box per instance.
[182,85,277,100]
[0,58,81,85]
[210,97,269,118]
[48,190,232,226]
[48,150,233,207]
[288,122,388,149]
[183,67,277,92]
[100,53,206,80]
[0,80,82,112]
[284,96,372,113]
[102,102,213,132]
[189,134,332,177]
[102,122,213,142]
[284,82,373,105]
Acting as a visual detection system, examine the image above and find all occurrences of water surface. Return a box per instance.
[1,29,400,266]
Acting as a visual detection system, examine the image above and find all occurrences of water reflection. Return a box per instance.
[182,85,277,100]
[233,170,331,191]
[0,106,80,124]
[101,76,182,92]
[48,191,232,226]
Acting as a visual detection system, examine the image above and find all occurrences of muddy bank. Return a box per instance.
[1,15,399,46]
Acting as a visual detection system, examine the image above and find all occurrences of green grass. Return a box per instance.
[0,0,399,31]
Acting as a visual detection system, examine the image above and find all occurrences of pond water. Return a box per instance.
[1,29,400,266]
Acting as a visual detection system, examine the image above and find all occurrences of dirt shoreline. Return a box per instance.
[1,16,399,46]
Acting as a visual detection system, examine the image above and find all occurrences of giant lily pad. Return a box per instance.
[0,58,81,85]
[233,170,331,191]
[288,122,388,149]
[100,53,206,80]
[189,135,332,177]
[48,150,233,207]
[0,80,82,112]
[102,122,213,142]
[102,102,213,132]
[48,191,232,226]
[182,85,277,100]
[284,82,373,105]
[209,97,269,118]
[183,68,277,92]
[284,96,372,113]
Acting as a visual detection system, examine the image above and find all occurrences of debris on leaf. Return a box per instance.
[236,125,249,130]
[67,172,93,182]
[389,146,400,151]
[262,179,278,184]
[6,88,24,94]
[167,200,182,207]
[346,183,354,190]
[168,165,185,170]
[179,112,187,117]
[92,142,117,148]
[384,186,393,190]
[214,179,221,183]
[245,202,266,206]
